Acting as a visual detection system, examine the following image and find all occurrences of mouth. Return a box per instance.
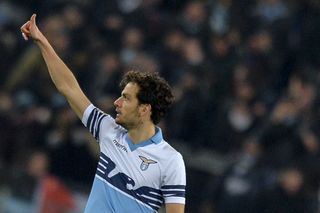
[115,109,121,117]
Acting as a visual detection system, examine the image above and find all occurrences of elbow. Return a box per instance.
[56,81,80,98]
[56,83,70,97]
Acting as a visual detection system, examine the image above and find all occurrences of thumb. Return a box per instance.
[30,14,37,24]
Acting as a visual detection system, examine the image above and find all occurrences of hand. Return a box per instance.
[20,14,43,41]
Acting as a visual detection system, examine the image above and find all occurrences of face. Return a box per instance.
[114,82,142,129]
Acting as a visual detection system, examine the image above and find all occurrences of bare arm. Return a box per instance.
[166,203,185,213]
[20,14,90,119]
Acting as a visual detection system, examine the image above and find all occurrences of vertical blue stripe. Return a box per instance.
[90,109,98,134]
[87,109,94,129]
[95,114,107,140]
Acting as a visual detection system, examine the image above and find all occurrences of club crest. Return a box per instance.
[139,156,157,171]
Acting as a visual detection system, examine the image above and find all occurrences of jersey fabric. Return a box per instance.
[81,104,186,213]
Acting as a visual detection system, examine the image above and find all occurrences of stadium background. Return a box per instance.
[1,0,320,212]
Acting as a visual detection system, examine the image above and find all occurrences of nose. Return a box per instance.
[114,97,122,107]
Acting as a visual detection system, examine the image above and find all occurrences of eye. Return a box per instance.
[122,94,129,100]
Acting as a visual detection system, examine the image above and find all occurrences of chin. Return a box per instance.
[115,118,121,124]
[115,119,125,127]
[118,122,131,130]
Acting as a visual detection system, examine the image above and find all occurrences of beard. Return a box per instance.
[115,117,136,130]
[115,119,127,129]
[115,107,140,130]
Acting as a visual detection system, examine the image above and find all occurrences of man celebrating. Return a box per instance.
[21,14,186,212]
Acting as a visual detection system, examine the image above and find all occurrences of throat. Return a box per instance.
[128,124,156,144]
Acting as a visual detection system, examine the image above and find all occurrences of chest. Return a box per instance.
[98,133,162,190]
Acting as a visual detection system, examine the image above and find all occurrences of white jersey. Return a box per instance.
[81,104,186,213]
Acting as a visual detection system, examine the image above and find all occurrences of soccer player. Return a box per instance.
[20,14,186,212]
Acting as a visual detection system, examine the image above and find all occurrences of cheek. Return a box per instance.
[122,103,133,113]
[126,105,140,117]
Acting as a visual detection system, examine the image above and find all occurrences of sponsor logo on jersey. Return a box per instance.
[113,139,128,153]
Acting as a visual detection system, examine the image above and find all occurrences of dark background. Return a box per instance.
[1,0,320,212]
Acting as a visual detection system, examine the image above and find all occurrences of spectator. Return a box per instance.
[256,168,317,213]
[4,150,76,213]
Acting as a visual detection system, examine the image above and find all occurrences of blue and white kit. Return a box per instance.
[81,104,186,213]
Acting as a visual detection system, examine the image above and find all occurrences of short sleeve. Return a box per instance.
[81,104,108,141]
[161,154,186,204]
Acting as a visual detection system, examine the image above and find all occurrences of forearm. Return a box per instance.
[21,14,91,118]
[35,34,80,96]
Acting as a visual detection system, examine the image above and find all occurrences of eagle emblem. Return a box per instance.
[139,156,157,171]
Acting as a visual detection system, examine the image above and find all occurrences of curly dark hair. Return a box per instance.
[120,70,174,124]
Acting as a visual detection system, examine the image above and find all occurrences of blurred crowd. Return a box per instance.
[1,0,320,212]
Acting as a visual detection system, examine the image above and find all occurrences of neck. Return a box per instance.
[128,121,156,144]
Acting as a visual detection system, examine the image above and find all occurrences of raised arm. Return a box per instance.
[20,14,90,119]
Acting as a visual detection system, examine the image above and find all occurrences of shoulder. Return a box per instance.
[82,104,126,139]
[159,141,185,166]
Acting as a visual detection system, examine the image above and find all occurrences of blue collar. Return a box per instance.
[125,127,163,151]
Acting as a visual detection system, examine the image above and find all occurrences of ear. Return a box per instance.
[139,104,152,116]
